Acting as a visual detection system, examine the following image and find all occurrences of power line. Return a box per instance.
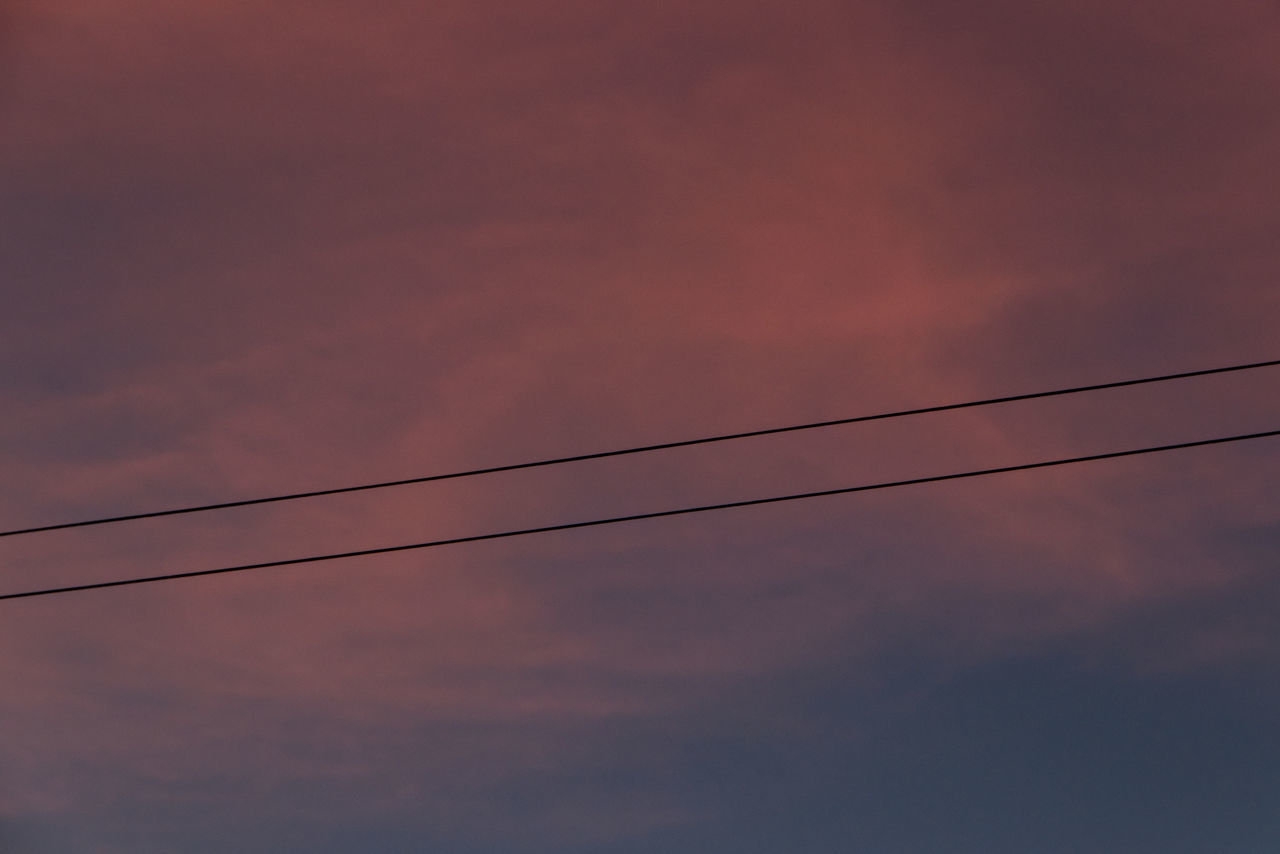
[2,428,1274,602]
[3,358,1277,539]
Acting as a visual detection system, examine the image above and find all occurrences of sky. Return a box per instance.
[1,1,1278,851]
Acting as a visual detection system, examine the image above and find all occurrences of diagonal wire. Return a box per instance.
[3,358,1277,538]
[3,428,1275,602]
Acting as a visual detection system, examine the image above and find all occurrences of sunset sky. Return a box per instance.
[1,1,1278,851]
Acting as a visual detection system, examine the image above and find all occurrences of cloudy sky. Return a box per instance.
[1,1,1278,851]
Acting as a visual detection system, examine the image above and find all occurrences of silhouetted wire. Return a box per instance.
[3,358,1277,539]
[2,428,1275,602]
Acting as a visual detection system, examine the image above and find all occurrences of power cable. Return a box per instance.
[2,358,1277,539]
[2,428,1274,602]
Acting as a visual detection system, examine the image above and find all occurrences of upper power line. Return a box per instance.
[2,357,1276,539]
[2,428,1275,602]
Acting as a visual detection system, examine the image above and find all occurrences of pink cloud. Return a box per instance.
[0,0,1277,847]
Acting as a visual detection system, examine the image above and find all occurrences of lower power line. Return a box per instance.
[2,428,1275,602]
